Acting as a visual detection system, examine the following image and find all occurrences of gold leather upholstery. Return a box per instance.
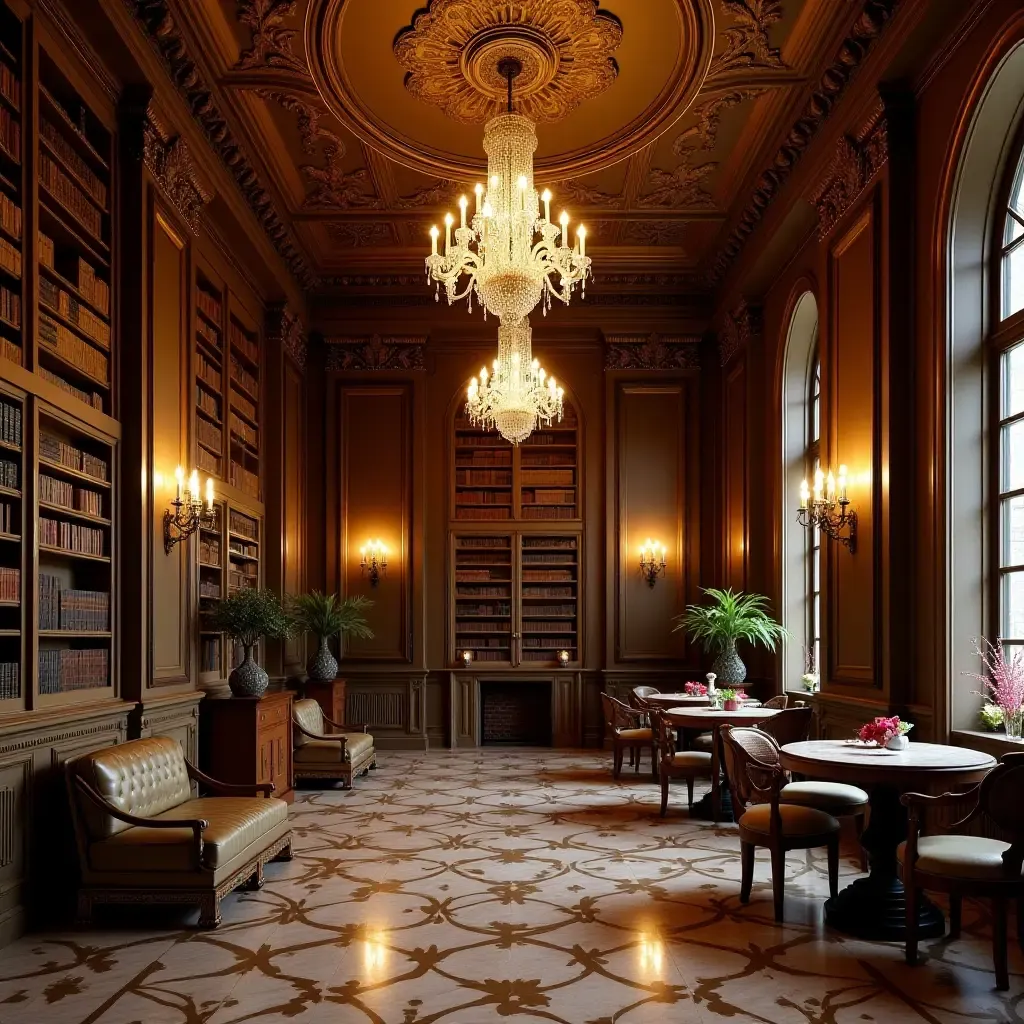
[669,751,713,767]
[292,698,325,747]
[293,733,374,764]
[618,728,653,742]
[781,781,868,812]
[738,804,840,837]
[898,836,1019,880]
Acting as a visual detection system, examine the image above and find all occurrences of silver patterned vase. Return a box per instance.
[711,639,747,685]
[307,636,338,682]
[229,645,270,698]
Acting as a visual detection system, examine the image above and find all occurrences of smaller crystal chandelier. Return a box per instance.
[798,465,857,551]
[467,321,563,445]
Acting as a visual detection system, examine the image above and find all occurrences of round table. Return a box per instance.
[780,740,996,940]
[664,706,782,822]
[643,693,712,708]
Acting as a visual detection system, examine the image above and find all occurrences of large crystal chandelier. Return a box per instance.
[425,58,592,324]
[467,321,564,445]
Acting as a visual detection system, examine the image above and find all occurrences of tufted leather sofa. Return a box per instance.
[66,736,292,928]
[292,697,375,788]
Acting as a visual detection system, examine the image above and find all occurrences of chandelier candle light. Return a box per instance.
[163,466,215,553]
[639,539,667,588]
[798,464,857,551]
[360,540,388,587]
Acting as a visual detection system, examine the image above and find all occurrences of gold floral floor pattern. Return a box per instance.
[0,749,1020,1024]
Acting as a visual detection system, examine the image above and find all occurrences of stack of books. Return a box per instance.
[58,588,110,631]
[39,517,104,556]
[0,397,21,446]
[39,648,108,694]
[0,662,19,700]
[0,193,21,239]
[0,457,17,489]
[39,312,109,382]
[38,366,102,410]
[0,565,18,600]
[39,153,102,237]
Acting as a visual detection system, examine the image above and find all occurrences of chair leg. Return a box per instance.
[949,892,962,940]
[613,746,623,779]
[770,846,786,923]
[994,898,1010,991]
[660,773,669,817]
[854,813,868,872]
[633,747,640,774]
[651,744,658,779]
[76,890,94,927]
[686,777,694,810]
[826,839,839,899]
[1018,895,1024,950]
[905,883,919,966]
[740,842,754,904]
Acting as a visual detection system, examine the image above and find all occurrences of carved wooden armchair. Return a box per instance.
[601,692,656,779]
[292,698,376,789]
[653,710,713,815]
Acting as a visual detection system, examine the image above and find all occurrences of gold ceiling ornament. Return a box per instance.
[393,0,623,125]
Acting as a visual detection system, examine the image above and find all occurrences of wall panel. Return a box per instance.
[724,361,748,590]
[282,360,306,669]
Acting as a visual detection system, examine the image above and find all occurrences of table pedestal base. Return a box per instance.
[689,786,734,823]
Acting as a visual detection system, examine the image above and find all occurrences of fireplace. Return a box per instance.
[480,681,552,746]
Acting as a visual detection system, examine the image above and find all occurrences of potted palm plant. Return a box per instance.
[208,587,292,698]
[291,591,374,682]
[673,587,788,685]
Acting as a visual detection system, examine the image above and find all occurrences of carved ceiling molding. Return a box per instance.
[121,0,315,287]
[809,101,888,238]
[559,178,627,209]
[618,220,689,248]
[706,0,787,84]
[705,0,902,285]
[604,333,702,371]
[142,110,214,235]
[325,334,428,371]
[394,179,461,210]
[325,221,397,247]
[718,300,762,366]
[234,0,310,77]
[393,0,622,125]
[266,303,307,370]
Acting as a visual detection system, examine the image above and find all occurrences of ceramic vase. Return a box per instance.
[307,636,338,682]
[711,640,746,685]
[885,734,910,751]
[229,645,269,698]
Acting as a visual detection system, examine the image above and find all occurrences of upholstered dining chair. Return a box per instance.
[292,698,376,789]
[721,725,840,922]
[898,751,1023,990]
[653,710,713,815]
[632,685,660,701]
[761,694,790,710]
[601,692,657,779]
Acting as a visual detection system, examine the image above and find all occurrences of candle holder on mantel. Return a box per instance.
[798,465,857,552]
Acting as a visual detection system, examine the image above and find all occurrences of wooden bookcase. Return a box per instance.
[0,3,120,716]
[227,311,260,501]
[194,273,224,480]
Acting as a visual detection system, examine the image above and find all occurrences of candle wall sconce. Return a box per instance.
[638,539,667,588]
[798,464,857,552]
[462,649,474,668]
[164,466,216,553]
[557,649,571,667]
[360,540,388,586]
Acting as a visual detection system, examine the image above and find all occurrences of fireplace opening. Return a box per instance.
[480,681,552,746]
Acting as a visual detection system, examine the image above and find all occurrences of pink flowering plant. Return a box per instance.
[684,681,708,696]
[964,637,1024,715]
[857,716,913,746]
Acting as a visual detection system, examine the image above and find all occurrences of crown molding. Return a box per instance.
[603,333,702,370]
[267,303,308,370]
[143,108,214,236]
[324,334,428,371]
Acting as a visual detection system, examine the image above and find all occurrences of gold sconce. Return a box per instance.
[163,466,215,553]
[798,465,857,552]
[462,649,474,668]
[360,540,388,586]
[639,539,667,588]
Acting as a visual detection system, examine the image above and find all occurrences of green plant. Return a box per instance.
[718,688,737,701]
[673,587,788,654]
[980,703,1005,731]
[208,588,292,648]
[291,591,374,641]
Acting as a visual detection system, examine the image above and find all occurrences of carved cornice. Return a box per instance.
[706,0,787,84]
[705,0,903,285]
[121,0,315,287]
[809,102,889,238]
[718,300,762,366]
[143,111,214,235]
[603,334,702,371]
[235,0,310,77]
[267,303,307,370]
[325,335,428,371]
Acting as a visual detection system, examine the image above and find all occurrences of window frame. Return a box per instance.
[807,355,821,679]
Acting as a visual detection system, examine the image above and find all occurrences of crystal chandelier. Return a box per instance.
[467,321,564,445]
[425,58,592,324]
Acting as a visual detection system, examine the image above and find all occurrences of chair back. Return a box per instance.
[721,726,782,813]
[761,695,789,710]
[653,711,676,761]
[67,737,191,840]
[761,706,812,747]
[632,685,660,700]
[978,751,1024,870]
[293,698,326,746]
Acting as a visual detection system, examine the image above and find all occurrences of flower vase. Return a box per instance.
[885,734,910,751]
[229,645,269,698]
[711,640,747,685]
[723,699,739,712]
[307,636,338,682]
[1005,708,1024,741]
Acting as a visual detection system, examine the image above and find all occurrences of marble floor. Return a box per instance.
[0,749,1020,1024]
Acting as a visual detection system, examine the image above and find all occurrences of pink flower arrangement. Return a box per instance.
[857,716,913,746]
[964,637,1024,714]
[684,681,708,696]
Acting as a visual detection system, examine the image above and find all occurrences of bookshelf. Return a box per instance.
[198,500,224,685]
[227,312,260,501]
[520,404,579,520]
[0,2,21,373]
[520,535,579,663]
[195,272,224,480]
[453,535,513,664]
[0,383,21,706]
[453,419,512,520]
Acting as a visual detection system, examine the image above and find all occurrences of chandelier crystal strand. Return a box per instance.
[466,321,564,445]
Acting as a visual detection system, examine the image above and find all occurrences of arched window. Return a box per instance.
[807,357,821,678]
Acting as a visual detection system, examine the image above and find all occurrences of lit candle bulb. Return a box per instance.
[205,477,214,511]
[826,470,836,499]
[838,464,848,501]
[660,544,667,564]
[474,183,483,214]
[559,211,569,246]
[577,225,586,257]
[813,466,824,501]
[429,225,438,256]
[799,479,810,508]
[458,195,467,228]
[444,213,453,254]
[541,188,551,224]
[188,469,199,504]
[174,465,184,500]
[480,366,488,382]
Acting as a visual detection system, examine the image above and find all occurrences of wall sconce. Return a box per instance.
[461,649,474,668]
[164,466,215,553]
[638,539,667,588]
[557,649,571,667]
[798,464,857,552]
[360,539,388,586]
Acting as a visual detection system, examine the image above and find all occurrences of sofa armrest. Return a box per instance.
[322,712,367,733]
[292,717,348,750]
[185,758,275,797]
[72,776,208,861]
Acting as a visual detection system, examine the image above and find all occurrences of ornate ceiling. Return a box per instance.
[130,0,901,295]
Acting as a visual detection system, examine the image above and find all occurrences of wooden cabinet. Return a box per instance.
[302,677,346,724]
[200,690,293,802]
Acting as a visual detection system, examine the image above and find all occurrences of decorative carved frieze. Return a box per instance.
[325,335,427,371]
[707,0,787,83]
[559,177,626,209]
[604,334,702,371]
[718,300,762,366]
[325,222,397,247]
[254,89,323,153]
[705,0,902,285]
[638,160,717,210]
[393,0,622,124]
[235,0,309,76]
[394,179,461,209]
[266,303,307,369]
[809,103,889,238]
[618,220,689,248]
[142,112,213,235]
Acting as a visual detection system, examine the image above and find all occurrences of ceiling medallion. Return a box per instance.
[393,1,622,125]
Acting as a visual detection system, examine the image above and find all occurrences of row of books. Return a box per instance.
[39,474,102,516]
[40,152,103,238]
[455,507,510,520]
[199,579,221,599]
[460,639,507,650]
[523,637,573,649]
[522,505,576,519]
[229,356,258,398]
[231,390,257,423]
[229,539,257,559]
[230,461,258,498]
[196,415,221,454]
[456,470,511,485]
[526,433,575,446]
[40,576,110,631]
[77,259,109,315]
[455,435,509,448]
[523,586,574,598]
[522,454,576,467]
[523,552,578,564]
[456,491,509,505]
[522,469,574,485]
[0,457,16,489]
[197,286,221,324]
[229,412,257,448]
[40,117,107,208]
[0,397,20,445]
[0,662,19,700]
[0,236,20,278]
[229,511,258,539]
[0,336,20,366]
[523,490,576,505]
[196,446,219,475]
[196,386,220,421]
[199,535,221,565]
[457,551,511,564]
[40,312,109,383]
[524,538,577,549]
[196,352,220,389]
[457,603,512,616]
[0,106,19,161]
[39,648,108,694]
[0,283,20,327]
[0,500,14,533]
[230,322,259,364]
[200,637,221,673]
[230,559,257,578]
[40,433,109,481]
[521,604,576,616]
[0,565,17,600]
[523,569,574,582]
[40,277,110,349]
[523,622,576,633]
[456,453,511,467]
[197,316,220,353]
[40,517,104,556]
[456,569,505,582]
[228,571,255,591]
[0,61,20,110]
[470,650,506,662]
[39,365,102,410]
[456,537,510,548]
[456,585,510,597]
[0,193,20,239]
